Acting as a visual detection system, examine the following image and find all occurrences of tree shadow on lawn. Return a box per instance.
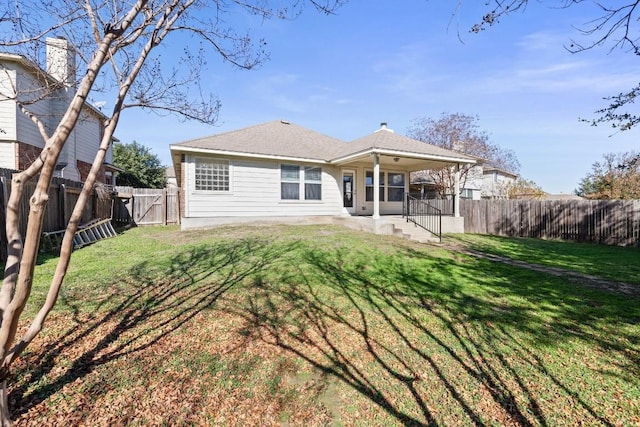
[230,244,640,426]
[9,236,297,421]
[8,233,640,425]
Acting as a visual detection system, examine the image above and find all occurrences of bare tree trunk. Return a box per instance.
[0,0,173,371]
[0,381,9,427]
[0,4,148,423]
[0,0,341,422]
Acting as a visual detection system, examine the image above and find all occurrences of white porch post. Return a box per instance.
[373,153,380,219]
[454,163,460,218]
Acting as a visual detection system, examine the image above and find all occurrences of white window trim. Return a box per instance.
[279,163,323,202]
[364,169,407,203]
[365,169,385,202]
[386,170,406,202]
[193,156,232,194]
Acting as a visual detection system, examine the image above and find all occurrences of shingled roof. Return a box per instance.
[171,120,476,164]
[332,127,477,164]
[171,120,345,162]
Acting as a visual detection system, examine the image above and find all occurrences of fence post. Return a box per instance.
[163,189,168,226]
[60,183,67,229]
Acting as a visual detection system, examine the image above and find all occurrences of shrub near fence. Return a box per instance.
[460,199,640,246]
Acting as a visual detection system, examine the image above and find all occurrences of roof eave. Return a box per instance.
[169,145,329,165]
[331,148,476,165]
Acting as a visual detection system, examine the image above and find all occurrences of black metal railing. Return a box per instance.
[404,192,454,215]
[403,193,442,242]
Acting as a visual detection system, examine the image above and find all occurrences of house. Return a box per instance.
[481,166,518,199]
[461,165,484,200]
[170,120,476,232]
[410,163,517,201]
[165,166,178,188]
[0,37,117,184]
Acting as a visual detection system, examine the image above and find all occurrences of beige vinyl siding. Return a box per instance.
[0,143,16,169]
[15,98,49,147]
[14,68,51,148]
[73,111,102,164]
[185,155,342,218]
[0,69,17,141]
[104,140,113,164]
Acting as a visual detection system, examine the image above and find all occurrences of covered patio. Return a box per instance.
[331,124,476,230]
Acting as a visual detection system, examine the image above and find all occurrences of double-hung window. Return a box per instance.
[387,172,405,202]
[365,170,385,202]
[304,166,322,200]
[281,164,300,200]
[460,188,474,199]
[195,158,229,192]
[281,164,322,200]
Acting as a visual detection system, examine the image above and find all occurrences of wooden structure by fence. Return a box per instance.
[0,168,181,259]
[0,168,114,259]
[460,199,640,246]
[0,169,112,234]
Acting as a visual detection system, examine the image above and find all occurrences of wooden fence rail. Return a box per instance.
[460,199,640,246]
[0,169,112,231]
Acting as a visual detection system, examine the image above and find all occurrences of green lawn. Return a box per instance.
[12,225,640,426]
[449,233,640,284]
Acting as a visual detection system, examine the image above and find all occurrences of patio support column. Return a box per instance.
[373,153,380,219]
[454,163,460,217]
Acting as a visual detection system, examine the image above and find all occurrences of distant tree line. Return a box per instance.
[576,151,640,199]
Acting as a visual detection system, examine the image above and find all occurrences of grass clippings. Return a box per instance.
[9,225,640,426]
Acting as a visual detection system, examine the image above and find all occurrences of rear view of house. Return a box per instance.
[170,120,475,231]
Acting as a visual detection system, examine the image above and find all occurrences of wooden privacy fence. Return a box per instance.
[0,168,112,234]
[0,168,181,259]
[460,199,640,246]
[0,168,114,259]
[113,186,180,226]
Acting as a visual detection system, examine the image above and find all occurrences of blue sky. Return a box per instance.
[116,1,638,194]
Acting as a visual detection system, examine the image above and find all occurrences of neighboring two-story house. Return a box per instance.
[411,163,518,200]
[0,37,117,184]
[481,166,518,199]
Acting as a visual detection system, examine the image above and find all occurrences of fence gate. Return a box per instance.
[114,187,180,226]
[134,192,164,225]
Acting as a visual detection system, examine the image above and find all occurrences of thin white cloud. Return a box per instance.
[250,73,355,113]
[458,29,638,97]
[474,59,637,95]
[369,41,450,99]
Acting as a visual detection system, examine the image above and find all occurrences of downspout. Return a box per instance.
[373,153,380,219]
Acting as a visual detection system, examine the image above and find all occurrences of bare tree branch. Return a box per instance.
[470,1,640,130]
[0,1,346,423]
